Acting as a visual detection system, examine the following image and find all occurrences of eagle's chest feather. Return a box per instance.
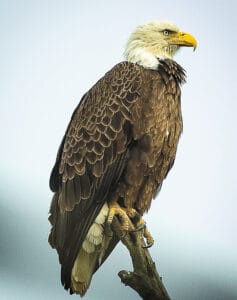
[121,72,183,213]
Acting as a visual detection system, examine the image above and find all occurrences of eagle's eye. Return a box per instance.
[163,29,170,35]
[163,30,169,36]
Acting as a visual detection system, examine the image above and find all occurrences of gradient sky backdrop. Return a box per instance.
[0,0,236,299]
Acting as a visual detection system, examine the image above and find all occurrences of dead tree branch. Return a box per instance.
[111,219,171,300]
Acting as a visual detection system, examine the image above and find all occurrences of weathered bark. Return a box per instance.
[112,219,171,300]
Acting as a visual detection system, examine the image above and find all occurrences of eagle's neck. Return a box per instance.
[124,46,174,70]
[125,47,159,70]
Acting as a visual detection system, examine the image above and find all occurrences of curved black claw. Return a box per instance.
[142,240,154,248]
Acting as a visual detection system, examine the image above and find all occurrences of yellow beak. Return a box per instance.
[171,31,197,50]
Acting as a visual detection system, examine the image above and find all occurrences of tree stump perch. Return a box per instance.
[112,218,171,300]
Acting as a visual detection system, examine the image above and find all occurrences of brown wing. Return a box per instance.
[48,62,142,290]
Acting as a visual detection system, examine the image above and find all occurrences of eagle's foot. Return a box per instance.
[107,202,154,247]
[130,216,154,248]
[143,227,154,248]
[107,201,135,232]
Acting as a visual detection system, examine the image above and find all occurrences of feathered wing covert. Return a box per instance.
[48,59,185,294]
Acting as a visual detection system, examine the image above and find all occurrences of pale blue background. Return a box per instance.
[0,0,236,299]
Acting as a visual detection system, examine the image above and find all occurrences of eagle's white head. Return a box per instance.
[124,21,197,69]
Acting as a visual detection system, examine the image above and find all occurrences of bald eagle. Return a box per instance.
[48,21,196,296]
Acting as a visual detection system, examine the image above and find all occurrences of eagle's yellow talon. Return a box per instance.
[123,208,137,219]
[107,201,154,248]
[107,202,134,231]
